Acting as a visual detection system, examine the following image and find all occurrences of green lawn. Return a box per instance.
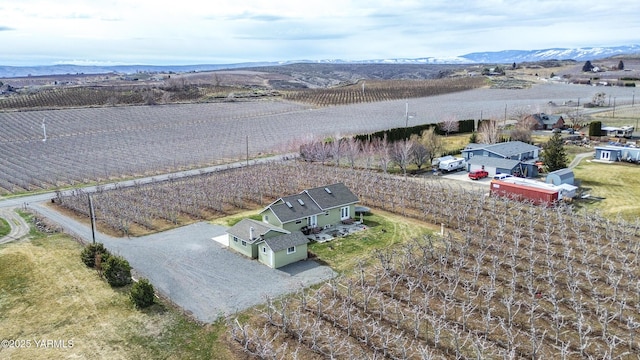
[0,217,9,237]
[308,210,438,273]
[572,158,640,220]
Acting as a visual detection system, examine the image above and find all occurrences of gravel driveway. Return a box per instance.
[29,203,336,323]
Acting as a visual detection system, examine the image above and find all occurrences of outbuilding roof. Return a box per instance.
[226,218,288,243]
[260,231,309,252]
[547,168,574,179]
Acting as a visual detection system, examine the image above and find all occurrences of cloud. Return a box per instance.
[0,25,14,31]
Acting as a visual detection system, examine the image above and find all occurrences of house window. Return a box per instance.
[340,206,350,220]
[262,247,267,253]
[287,246,295,254]
[241,240,247,246]
[468,153,473,158]
[295,219,303,224]
[233,236,238,243]
[325,211,330,216]
[263,215,269,223]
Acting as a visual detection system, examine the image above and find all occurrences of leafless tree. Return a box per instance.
[439,115,459,136]
[409,135,429,170]
[328,135,345,166]
[510,116,535,143]
[478,119,501,144]
[420,127,442,164]
[374,135,392,173]
[343,137,361,169]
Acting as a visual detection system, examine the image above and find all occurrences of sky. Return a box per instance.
[1,0,640,66]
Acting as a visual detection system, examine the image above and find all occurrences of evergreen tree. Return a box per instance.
[582,60,594,72]
[103,255,132,287]
[589,121,602,137]
[618,60,624,70]
[130,279,155,308]
[80,242,111,268]
[541,132,568,172]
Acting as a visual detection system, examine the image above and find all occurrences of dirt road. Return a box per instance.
[0,207,30,244]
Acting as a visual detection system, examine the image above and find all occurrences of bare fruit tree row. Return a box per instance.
[54,160,640,358]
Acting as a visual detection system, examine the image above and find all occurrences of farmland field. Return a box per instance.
[54,161,640,359]
[0,82,635,195]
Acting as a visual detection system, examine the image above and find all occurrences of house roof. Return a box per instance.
[264,183,359,224]
[260,231,309,252]
[269,192,323,223]
[547,168,574,179]
[226,218,288,243]
[532,113,563,126]
[304,183,359,210]
[467,156,522,169]
[464,141,539,158]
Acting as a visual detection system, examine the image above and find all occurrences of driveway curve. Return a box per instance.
[0,207,30,244]
[28,202,335,323]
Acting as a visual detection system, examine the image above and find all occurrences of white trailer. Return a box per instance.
[439,157,466,172]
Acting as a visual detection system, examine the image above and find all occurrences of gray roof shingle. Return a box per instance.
[305,183,359,210]
[467,156,521,169]
[464,141,539,158]
[266,183,359,224]
[226,218,287,243]
[269,192,323,223]
[261,231,309,252]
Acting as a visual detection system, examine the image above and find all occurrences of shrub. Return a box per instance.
[130,279,155,308]
[589,121,602,137]
[80,243,111,268]
[102,255,132,287]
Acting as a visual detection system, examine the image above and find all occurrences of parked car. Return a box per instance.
[493,173,512,180]
[469,169,489,180]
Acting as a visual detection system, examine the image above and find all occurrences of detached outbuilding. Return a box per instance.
[545,168,574,186]
[226,218,309,269]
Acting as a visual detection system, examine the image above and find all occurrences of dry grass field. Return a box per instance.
[0,225,235,360]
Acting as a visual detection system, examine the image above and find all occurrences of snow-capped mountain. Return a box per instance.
[1,45,639,78]
[460,45,640,63]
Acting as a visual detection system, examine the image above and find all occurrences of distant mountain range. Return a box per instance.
[2,45,639,78]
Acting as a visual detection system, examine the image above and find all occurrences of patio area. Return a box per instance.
[303,219,368,243]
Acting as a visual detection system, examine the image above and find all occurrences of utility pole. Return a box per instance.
[613,97,616,118]
[246,135,249,166]
[405,102,409,128]
[41,118,47,142]
[504,104,507,126]
[88,194,96,244]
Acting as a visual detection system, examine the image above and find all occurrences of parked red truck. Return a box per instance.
[490,180,559,206]
[468,169,489,180]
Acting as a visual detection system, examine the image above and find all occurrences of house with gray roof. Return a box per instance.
[524,113,565,130]
[260,183,359,233]
[462,141,540,178]
[226,218,309,268]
